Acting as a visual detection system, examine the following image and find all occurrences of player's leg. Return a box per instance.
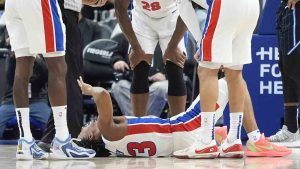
[4,0,49,160]
[269,55,300,146]
[130,58,152,117]
[243,82,292,157]
[18,0,95,159]
[173,78,229,158]
[218,0,260,158]
[44,56,69,140]
[129,33,156,117]
[157,11,187,116]
[269,1,300,147]
[160,37,187,116]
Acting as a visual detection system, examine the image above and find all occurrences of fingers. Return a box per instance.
[77,76,83,88]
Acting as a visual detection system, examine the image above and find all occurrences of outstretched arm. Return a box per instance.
[77,77,127,141]
[77,77,113,125]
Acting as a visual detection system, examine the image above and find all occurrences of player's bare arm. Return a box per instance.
[82,0,108,7]
[77,77,127,141]
[115,0,151,68]
[164,16,187,68]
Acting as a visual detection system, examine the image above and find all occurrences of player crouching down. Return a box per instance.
[77,77,291,158]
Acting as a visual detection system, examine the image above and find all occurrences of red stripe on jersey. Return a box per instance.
[127,124,172,135]
[41,0,55,52]
[202,0,221,62]
[171,116,201,132]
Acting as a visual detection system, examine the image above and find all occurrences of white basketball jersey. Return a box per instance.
[102,116,174,157]
[133,0,178,18]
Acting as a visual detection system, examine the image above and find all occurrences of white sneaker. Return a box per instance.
[269,125,300,147]
[16,138,48,160]
[173,140,219,159]
[50,136,96,159]
[219,139,244,158]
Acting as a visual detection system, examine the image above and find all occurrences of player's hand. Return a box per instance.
[288,0,299,8]
[164,46,186,68]
[82,0,108,7]
[194,49,200,63]
[113,60,129,72]
[77,76,94,95]
[129,48,152,69]
[149,73,166,82]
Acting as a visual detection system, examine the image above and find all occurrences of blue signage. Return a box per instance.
[243,35,283,137]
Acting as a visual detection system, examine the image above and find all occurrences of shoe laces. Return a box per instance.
[70,138,92,152]
[256,134,270,145]
[269,129,289,142]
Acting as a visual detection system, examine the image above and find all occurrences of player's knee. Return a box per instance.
[224,69,243,82]
[197,66,218,81]
[166,61,186,96]
[46,59,67,78]
[130,61,150,94]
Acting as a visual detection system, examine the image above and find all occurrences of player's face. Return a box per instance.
[78,121,102,141]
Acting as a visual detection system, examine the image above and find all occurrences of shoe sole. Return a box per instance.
[49,152,95,160]
[16,153,48,160]
[245,150,292,157]
[174,152,220,159]
[270,141,300,148]
[219,151,244,158]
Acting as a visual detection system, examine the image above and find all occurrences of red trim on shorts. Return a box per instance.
[202,0,221,62]
[41,0,55,53]
[172,116,201,132]
[127,117,202,135]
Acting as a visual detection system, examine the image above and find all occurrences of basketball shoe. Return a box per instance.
[246,134,292,157]
[173,140,219,159]
[219,139,244,158]
[16,138,48,160]
[268,125,300,147]
[50,136,96,159]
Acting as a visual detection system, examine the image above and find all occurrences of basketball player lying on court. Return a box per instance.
[77,77,291,158]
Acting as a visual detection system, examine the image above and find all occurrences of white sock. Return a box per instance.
[200,112,216,144]
[247,130,261,143]
[15,108,33,140]
[227,112,243,143]
[52,106,69,141]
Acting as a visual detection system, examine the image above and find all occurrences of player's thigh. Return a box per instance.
[159,36,186,55]
[17,0,65,56]
[5,0,33,57]
[134,33,158,55]
[232,0,259,64]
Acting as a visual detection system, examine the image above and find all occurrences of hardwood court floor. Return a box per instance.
[0,145,299,169]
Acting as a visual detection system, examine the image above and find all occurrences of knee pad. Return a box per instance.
[166,61,187,96]
[130,61,150,94]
